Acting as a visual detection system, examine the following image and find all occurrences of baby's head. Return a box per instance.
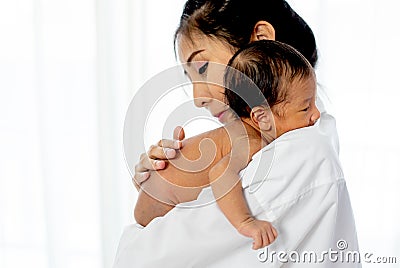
[224,40,320,139]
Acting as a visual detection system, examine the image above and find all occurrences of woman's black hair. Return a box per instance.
[175,0,318,67]
[224,40,313,118]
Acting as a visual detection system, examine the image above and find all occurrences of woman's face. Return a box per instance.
[178,34,237,124]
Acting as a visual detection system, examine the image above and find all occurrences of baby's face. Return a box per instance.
[273,75,320,137]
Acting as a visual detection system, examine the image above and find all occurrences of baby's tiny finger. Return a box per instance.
[266,229,276,244]
[272,226,278,238]
[261,231,270,248]
[252,234,262,250]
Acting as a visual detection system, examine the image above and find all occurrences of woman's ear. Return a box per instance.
[250,21,276,42]
[250,106,273,131]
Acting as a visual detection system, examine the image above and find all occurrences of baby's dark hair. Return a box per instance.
[224,40,313,118]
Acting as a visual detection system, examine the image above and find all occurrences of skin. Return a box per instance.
[133,22,320,249]
[134,60,320,250]
[134,33,256,226]
[210,74,319,249]
[134,121,260,226]
[178,36,235,124]
[268,74,320,136]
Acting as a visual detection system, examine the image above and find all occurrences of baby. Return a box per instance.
[134,40,320,250]
[209,40,321,249]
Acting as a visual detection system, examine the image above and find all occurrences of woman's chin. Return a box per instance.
[218,111,236,125]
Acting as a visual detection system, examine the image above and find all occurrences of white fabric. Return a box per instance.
[113,111,360,268]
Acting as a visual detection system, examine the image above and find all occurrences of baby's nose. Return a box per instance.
[310,107,321,125]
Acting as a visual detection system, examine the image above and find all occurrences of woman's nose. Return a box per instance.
[193,83,212,107]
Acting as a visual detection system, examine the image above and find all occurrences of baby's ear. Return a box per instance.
[250,106,273,131]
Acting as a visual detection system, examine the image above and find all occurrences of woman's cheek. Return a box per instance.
[207,62,226,85]
[207,84,226,102]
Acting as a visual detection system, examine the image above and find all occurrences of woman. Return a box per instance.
[115,0,359,267]
[134,0,318,184]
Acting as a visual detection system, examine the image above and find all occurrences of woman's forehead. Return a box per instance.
[177,34,233,63]
[177,36,201,61]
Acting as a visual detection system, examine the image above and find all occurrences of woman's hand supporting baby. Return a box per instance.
[133,126,185,189]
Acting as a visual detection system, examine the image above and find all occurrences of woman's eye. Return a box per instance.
[301,106,310,112]
[198,62,209,75]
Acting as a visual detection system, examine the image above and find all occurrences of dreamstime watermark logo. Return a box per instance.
[123,62,276,207]
[257,239,398,265]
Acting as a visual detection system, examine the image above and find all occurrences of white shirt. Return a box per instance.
[113,111,360,268]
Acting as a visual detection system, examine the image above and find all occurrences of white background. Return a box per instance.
[0,0,399,267]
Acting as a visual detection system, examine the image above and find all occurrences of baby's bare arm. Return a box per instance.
[209,132,277,249]
[209,121,263,227]
[209,137,254,229]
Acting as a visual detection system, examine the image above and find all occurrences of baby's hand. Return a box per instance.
[238,218,278,250]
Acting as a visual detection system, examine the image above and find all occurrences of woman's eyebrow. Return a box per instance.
[186,50,205,65]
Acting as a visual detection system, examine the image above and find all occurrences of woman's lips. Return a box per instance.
[215,111,226,122]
